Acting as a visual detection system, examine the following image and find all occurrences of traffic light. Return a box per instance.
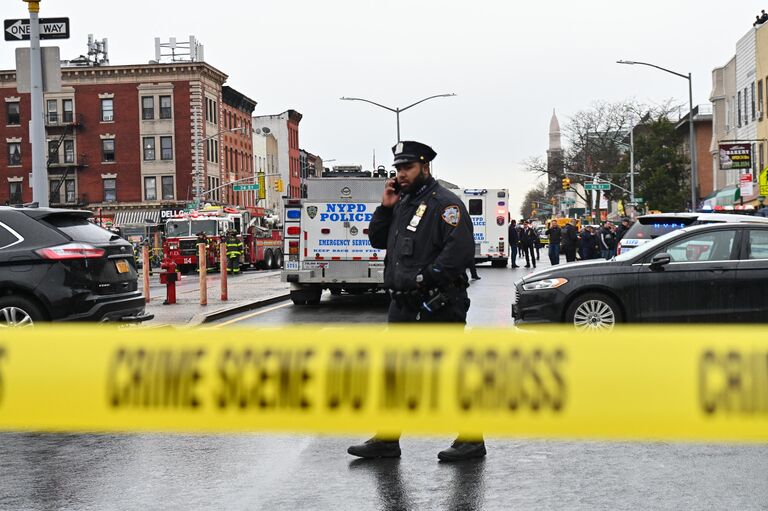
[274,179,283,193]
[562,177,571,191]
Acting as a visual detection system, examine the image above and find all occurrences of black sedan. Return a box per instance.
[512,222,768,329]
[0,206,152,326]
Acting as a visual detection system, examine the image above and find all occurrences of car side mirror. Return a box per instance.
[650,252,671,269]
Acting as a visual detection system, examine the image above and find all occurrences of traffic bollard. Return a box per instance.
[220,242,228,301]
[142,245,150,303]
[198,242,207,306]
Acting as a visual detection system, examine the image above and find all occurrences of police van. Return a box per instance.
[458,188,509,267]
[282,178,387,305]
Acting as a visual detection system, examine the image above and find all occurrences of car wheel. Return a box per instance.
[272,249,283,269]
[263,250,274,270]
[565,293,622,331]
[0,296,44,327]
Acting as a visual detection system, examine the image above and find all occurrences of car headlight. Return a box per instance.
[522,278,568,291]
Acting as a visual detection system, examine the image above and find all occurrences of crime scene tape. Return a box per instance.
[0,325,766,442]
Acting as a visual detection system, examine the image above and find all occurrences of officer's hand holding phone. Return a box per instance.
[381,178,401,208]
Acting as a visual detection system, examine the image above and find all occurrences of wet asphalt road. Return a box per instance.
[7,258,768,509]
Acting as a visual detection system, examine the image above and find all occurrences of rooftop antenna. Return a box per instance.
[154,36,205,63]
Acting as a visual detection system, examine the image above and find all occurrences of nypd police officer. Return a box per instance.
[347,141,486,461]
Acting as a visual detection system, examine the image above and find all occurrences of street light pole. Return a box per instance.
[340,93,457,142]
[617,60,697,211]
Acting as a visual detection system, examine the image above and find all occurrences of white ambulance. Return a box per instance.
[282,178,387,305]
[458,188,510,267]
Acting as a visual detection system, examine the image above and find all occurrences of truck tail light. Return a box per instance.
[499,241,505,254]
[288,241,299,255]
[321,228,330,234]
[37,243,106,260]
[287,226,300,236]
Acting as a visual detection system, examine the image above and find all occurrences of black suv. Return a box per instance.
[0,206,152,326]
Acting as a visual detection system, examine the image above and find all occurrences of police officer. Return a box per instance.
[346,141,486,462]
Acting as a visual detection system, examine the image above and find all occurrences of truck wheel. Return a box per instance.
[330,288,342,296]
[273,250,284,269]
[491,260,507,268]
[264,250,274,270]
[306,288,322,305]
[291,289,322,305]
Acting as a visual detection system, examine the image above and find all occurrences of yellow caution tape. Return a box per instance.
[0,325,767,441]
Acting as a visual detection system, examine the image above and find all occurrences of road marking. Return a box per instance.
[213,302,292,328]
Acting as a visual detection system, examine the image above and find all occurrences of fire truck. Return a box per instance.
[163,206,283,274]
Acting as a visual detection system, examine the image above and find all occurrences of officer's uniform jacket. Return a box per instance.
[369,177,474,292]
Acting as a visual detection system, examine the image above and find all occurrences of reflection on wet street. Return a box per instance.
[1,433,767,510]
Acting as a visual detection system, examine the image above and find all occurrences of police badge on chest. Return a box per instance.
[407,203,428,232]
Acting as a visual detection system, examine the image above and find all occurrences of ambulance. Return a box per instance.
[458,188,510,267]
[282,178,387,305]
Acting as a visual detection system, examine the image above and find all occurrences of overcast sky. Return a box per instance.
[1,1,764,213]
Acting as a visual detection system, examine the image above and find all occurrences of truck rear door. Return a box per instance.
[303,201,385,262]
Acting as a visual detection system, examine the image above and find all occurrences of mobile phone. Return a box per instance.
[391,180,401,194]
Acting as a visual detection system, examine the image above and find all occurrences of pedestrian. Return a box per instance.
[580,226,597,260]
[562,219,578,262]
[348,140,484,462]
[599,221,616,260]
[508,219,519,268]
[521,220,537,268]
[762,9,768,22]
[517,222,525,258]
[615,217,633,243]
[545,220,561,265]
[469,260,481,280]
[225,229,243,274]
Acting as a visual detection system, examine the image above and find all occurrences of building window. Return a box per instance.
[101,99,113,122]
[102,139,115,162]
[160,136,173,160]
[161,176,174,200]
[752,82,757,121]
[65,179,76,203]
[8,143,21,166]
[6,101,20,125]
[9,182,22,205]
[738,90,743,127]
[143,137,155,161]
[103,178,116,202]
[46,99,58,124]
[142,96,154,120]
[144,176,157,201]
[63,140,74,163]
[47,140,59,163]
[159,96,172,119]
[62,99,73,123]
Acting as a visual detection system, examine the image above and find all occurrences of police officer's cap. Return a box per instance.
[392,141,436,166]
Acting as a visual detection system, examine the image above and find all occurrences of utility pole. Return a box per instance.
[26,0,49,206]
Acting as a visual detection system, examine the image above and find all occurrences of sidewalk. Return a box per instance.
[138,269,290,327]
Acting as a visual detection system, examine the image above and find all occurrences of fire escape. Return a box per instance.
[45,111,88,206]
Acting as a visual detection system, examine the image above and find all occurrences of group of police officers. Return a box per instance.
[346,140,487,462]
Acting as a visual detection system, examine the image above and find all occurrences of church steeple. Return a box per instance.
[549,109,561,151]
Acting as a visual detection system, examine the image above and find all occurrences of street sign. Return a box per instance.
[4,18,70,41]
[636,197,644,203]
[562,198,576,205]
[584,183,611,191]
[233,184,260,192]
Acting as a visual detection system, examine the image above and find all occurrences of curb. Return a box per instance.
[191,293,291,325]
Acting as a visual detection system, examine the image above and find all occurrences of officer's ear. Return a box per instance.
[421,163,431,175]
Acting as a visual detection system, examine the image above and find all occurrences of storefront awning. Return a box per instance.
[113,209,160,226]
[701,186,740,208]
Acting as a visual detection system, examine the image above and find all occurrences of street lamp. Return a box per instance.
[617,60,697,211]
[340,93,457,142]
[193,126,245,204]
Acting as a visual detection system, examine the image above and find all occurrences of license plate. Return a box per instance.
[285,261,299,270]
[115,259,130,274]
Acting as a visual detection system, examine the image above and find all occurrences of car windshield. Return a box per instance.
[190,219,219,236]
[622,216,696,240]
[45,214,115,243]
[614,228,688,262]
[165,220,190,237]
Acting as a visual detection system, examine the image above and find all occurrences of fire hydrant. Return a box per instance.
[159,258,180,305]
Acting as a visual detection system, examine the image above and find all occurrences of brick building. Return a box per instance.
[221,86,256,207]
[0,61,256,225]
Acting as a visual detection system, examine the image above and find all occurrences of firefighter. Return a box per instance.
[225,229,243,274]
[347,140,485,462]
[196,231,208,272]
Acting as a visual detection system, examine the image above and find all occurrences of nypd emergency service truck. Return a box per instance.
[458,188,510,267]
[282,178,387,305]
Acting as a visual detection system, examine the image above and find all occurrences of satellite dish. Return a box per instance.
[255,128,262,135]
[261,127,271,134]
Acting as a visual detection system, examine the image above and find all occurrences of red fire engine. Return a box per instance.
[162,206,283,274]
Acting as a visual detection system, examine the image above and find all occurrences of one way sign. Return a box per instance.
[4,18,69,41]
